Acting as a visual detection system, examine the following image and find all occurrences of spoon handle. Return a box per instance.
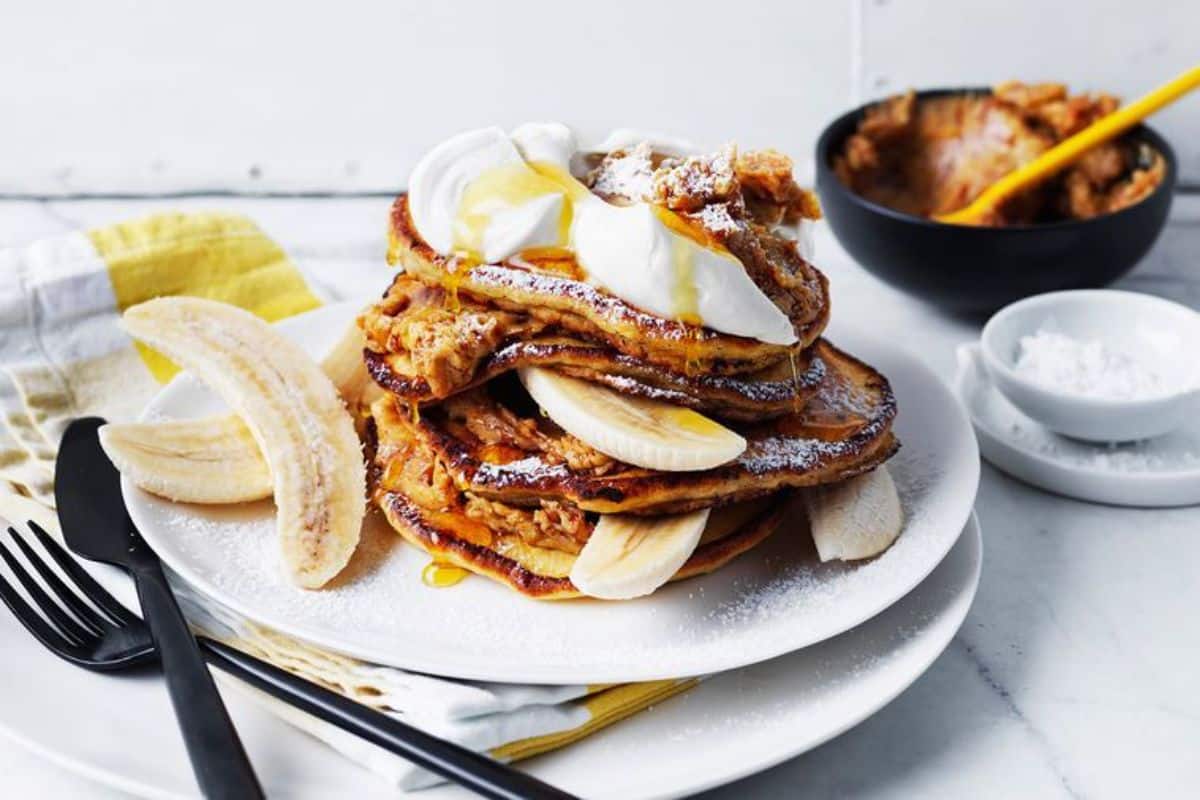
[940,65,1200,224]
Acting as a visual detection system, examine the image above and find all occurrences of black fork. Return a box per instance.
[0,522,578,800]
[0,522,156,670]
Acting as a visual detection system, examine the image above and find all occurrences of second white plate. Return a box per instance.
[124,303,980,684]
[0,517,981,799]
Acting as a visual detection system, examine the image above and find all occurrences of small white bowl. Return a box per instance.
[979,290,1200,442]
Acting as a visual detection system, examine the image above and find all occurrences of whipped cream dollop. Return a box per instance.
[406,123,798,345]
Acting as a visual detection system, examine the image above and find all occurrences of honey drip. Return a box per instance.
[654,206,704,332]
[669,236,700,327]
[421,561,470,588]
[683,328,703,377]
[651,205,729,253]
[380,451,409,492]
[408,400,421,425]
[444,160,589,306]
[451,160,586,264]
[788,352,803,413]
[442,262,469,311]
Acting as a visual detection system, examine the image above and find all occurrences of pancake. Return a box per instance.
[386,195,831,376]
[371,339,898,516]
[361,133,898,601]
[362,275,826,419]
[376,488,794,599]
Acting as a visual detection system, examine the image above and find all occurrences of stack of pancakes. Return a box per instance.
[360,146,898,599]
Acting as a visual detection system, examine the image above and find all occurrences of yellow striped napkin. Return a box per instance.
[0,212,695,790]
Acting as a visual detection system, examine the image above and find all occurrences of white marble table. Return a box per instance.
[2,194,1198,799]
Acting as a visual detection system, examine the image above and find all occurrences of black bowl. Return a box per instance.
[814,87,1177,315]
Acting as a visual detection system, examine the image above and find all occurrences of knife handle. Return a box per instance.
[133,562,264,800]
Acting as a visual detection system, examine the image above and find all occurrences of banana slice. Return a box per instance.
[99,416,272,504]
[120,298,366,589]
[518,367,745,471]
[101,319,370,505]
[570,508,710,599]
[804,466,903,562]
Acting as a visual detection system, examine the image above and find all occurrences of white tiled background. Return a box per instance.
[3,0,1197,195]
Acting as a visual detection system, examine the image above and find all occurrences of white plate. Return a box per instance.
[956,343,1200,507]
[123,303,980,684]
[0,514,980,799]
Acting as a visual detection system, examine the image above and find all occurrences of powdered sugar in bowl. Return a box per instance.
[979,290,1200,442]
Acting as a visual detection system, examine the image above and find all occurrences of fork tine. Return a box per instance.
[0,570,80,653]
[8,527,109,636]
[0,536,95,646]
[27,521,139,627]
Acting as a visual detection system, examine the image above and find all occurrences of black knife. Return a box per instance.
[55,417,263,800]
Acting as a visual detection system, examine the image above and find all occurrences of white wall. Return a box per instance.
[1,0,1196,195]
[857,0,1200,183]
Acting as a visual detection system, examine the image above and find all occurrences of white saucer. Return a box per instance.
[123,303,980,684]
[0,513,980,799]
[956,343,1200,507]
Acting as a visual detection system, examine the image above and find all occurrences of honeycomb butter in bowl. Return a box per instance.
[815,83,1175,314]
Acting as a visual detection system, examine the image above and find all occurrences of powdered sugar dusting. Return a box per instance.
[693,204,742,236]
[478,339,824,407]
[474,455,571,486]
[1006,418,1200,471]
[471,264,689,338]
[127,309,977,683]
[588,142,654,202]
[130,407,963,682]
[739,435,851,475]
[813,370,877,418]
[652,145,737,206]
[688,448,945,639]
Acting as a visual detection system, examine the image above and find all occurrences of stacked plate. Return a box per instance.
[0,305,982,797]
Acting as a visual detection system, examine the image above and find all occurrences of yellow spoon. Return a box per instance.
[937,65,1200,225]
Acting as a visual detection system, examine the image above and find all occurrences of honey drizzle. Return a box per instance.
[656,207,705,376]
[443,159,590,309]
[442,260,471,311]
[450,160,586,266]
[669,234,700,327]
[421,561,470,588]
[683,326,703,377]
[788,351,803,413]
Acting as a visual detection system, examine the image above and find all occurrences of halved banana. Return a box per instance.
[101,318,370,505]
[569,508,710,599]
[804,466,903,562]
[518,367,745,471]
[99,416,271,504]
[120,298,366,589]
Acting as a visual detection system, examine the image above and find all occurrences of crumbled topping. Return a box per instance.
[372,398,593,553]
[735,150,822,225]
[586,142,655,204]
[444,390,616,473]
[359,277,546,398]
[689,203,743,237]
[652,144,739,212]
[464,494,590,553]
